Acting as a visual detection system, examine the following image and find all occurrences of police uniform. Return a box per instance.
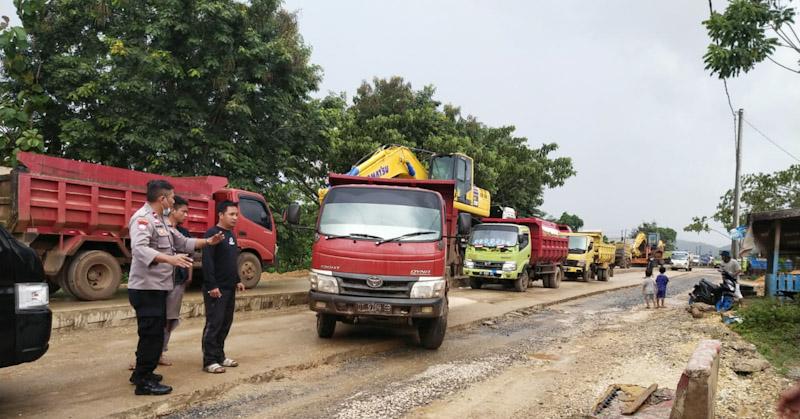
[128,203,198,385]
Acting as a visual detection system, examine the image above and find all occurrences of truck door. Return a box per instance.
[455,156,471,204]
[235,194,276,265]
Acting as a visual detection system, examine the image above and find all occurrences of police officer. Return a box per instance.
[128,180,224,395]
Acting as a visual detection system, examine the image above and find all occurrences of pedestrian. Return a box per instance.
[202,201,246,374]
[160,195,193,367]
[128,180,224,395]
[642,271,656,309]
[719,250,744,305]
[655,266,669,308]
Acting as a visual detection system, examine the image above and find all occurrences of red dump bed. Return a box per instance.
[5,152,228,237]
[482,217,569,265]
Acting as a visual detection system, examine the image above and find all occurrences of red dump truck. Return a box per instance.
[463,218,569,291]
[287,174,471,350]
[0,152,277,301]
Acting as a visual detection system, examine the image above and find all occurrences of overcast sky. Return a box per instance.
[3,1,798,247]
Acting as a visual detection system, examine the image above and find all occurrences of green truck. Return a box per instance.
[463,218,569,292]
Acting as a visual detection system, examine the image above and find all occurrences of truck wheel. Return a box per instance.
[238,252,262,289]
[316,314,336,338]
[469,277,482,290]
[609,266,615,278]
[55,265,78,298]
[514,270,529,292]
[598,268,608,282]
[580,268,591,282]
[66,250,122,301]
[418,299,448,350]
[546,268,562,289]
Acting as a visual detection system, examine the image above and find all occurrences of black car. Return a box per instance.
[0,225,51,368]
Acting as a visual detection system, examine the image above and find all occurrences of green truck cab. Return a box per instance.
[463,219,568,292]
[562,231,616,282]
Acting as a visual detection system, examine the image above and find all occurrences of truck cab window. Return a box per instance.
[240,197,272,230]
[455,157,469,203]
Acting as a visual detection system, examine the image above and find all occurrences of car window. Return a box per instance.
[239,197,272,230]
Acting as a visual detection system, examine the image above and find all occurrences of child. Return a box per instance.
[655,266,669,308]
[642,271,656,309]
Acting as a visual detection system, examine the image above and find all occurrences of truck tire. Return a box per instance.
[238,252,262,289]
[316,313,336,338]
[580,268,591,282]
[469,277,483,290]
[609,266,615,278]
[597,268,608,282]
[55,264,78,298]
[418,299,448,350]
[514,270,529,292]
[66,250,122,301]
[548,268,563,289]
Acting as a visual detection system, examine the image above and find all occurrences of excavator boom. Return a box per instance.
[319,145,491,217]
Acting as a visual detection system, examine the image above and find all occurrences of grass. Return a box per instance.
[731,297,800,374]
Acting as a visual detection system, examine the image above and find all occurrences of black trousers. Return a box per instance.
[202,288,236,367]
[128,289,167,384]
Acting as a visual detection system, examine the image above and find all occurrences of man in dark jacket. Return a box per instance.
[201,201,245,373]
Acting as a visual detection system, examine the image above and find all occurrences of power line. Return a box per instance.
[741,118,800,163]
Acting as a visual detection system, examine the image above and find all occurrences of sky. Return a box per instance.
[2,0,798,247]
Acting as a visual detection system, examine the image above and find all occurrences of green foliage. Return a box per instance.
[703,0,799,78]
[732,297,800,373]
[0,4,574,271]
[687,165,800,232]
[630,221,677,251]
[554,212,584,232]
[299,77,576,217]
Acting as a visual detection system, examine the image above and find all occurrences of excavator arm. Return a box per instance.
[319,145,491,217]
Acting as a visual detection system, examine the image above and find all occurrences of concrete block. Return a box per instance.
[669,339,721,419]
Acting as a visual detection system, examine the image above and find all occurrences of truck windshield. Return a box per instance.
[568,236,589,254]
[319,187,442,242]
[672,253,688,260]
[470,225,518,247]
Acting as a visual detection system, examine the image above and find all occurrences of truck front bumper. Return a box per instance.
[564,266,585,274]
[308,291,444,319]
[463,268,518,280]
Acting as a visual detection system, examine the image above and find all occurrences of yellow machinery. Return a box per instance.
[631,232,665,266]
[561,231,616,281]
[319,145,491,217]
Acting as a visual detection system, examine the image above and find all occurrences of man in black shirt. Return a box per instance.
[201,201,245,373]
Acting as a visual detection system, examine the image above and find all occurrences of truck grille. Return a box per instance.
[564,259,579,267]
[474,261,504,270]
[335,273,415,298]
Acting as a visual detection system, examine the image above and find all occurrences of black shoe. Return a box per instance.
[134,380,172,396]
[129,373,163,384]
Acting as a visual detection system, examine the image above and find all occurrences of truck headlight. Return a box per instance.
[15,283,49,311]
[576,260,586,267]
[502,262,517,272]
[410,277,446,299]
[464,259,475,269]
[310,269,339,294]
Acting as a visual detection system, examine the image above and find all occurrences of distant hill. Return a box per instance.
[674,239,728,256]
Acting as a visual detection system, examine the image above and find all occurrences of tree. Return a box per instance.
[293,77,576,216]
[555,212,583,232]
[685,164,800,232]
[630,221,677,251]
[704,0,799,78]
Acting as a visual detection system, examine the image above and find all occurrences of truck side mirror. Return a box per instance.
[457,213,471,236]
[518,234,525,245]
[285,203,301,225]
[588,242,594,251]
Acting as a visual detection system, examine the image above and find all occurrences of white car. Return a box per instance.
[671,251,692,271]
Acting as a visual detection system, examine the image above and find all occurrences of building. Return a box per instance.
[746,208,800,296]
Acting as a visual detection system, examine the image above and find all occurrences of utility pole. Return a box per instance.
[732,108,743,257]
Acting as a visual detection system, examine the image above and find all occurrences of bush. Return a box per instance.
[732,297,800,373]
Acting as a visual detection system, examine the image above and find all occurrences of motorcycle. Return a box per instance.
[689,271,737,307]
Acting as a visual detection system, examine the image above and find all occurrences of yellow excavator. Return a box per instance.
[631,231,665,266]
[319,145,491,217]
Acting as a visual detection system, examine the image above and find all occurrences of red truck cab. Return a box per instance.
[288,174,471,349]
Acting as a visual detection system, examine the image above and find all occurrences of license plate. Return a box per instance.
[356,303,392,314]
